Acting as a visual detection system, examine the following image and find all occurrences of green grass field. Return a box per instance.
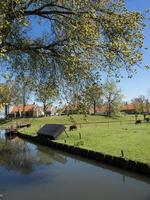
[0,114,149,163]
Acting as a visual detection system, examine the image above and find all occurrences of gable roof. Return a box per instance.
[95,105,107,113]
[90,103,137,113]
[121,103,136,111]
[11,105,34,113]
[37,124,65,140]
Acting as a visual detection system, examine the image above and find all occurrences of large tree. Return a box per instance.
[34,62,59,115]
[0,80,23,118]
[131,95,147,114]
[15,75,33,109]
[103,80,123,116]
[0,84,12,118]
[0,0,145,86]
[0,84,11,106]
[83,84,102,114]
[36,83,59,116]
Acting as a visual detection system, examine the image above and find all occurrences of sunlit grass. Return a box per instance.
[0,114,149,163]
[57,122,150,163]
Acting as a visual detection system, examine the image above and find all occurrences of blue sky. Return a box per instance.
[1,1,149,104]
[29,1,150,102]
[118,0,150,101]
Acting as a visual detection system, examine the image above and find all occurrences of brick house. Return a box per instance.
[9,104,44,118]
[121,103,137,114]
[89,103,138,115]
[44,105,56,116]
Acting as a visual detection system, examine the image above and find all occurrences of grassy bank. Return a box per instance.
[0,114,149,163]
[57,122,150,164]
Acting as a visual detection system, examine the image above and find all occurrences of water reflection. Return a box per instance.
[0,130,150,200]
[0,131,67,175]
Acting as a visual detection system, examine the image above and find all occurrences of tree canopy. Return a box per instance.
[82,84,102,114]
[103,80,123,116]
[0,0,145,85]
[131,95,149,114]
[0,84,12,109]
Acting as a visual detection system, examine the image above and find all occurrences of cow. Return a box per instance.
[135,120,142,124]
[145,118,149,122]
[69,124,77,131]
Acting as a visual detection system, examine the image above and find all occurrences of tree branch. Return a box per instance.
[32,3,72,12]
[24,10,76,16]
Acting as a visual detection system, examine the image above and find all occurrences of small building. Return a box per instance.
[37,124,65,140]
[89,105,107,115]
[9,104,44,118]
[45,105,56,116]
[90,103,138,115]
[60,104,79,115]
[121,103,137,114]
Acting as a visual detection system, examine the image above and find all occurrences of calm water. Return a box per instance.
[0,130,150,200]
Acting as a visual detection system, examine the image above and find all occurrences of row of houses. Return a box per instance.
[91,103,137,115]
[3,102,149,118]
[59,103,150,115]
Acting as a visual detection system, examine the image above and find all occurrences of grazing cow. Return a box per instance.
[135,120,141,124]
[69,124,77,131]
[145,118,149,122]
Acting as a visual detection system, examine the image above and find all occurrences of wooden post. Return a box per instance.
[79,132,82,139]
[121,149,124,157]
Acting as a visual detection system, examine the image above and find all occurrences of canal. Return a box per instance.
[0,130,150,200]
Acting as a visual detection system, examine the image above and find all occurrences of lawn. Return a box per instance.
[58,122,150,164]
[0,114,149,163]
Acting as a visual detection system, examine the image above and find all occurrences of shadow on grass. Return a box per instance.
[0,119,12,125]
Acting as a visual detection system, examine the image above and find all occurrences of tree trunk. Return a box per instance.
[107,93,111,117]
[5,104,8,119]
[93,100,96,115]
[107,102,111,117]
[22,98,26,118]
[43,103,46,116]
[22,83,26,118]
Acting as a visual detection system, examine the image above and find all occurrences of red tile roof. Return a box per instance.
[61,104,78,112]
[95,105,107,113]
[91,103,136,113]
[121,103,136,111]
[11,105,34,113]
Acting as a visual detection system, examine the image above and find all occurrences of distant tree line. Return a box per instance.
[1,75,150,119]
